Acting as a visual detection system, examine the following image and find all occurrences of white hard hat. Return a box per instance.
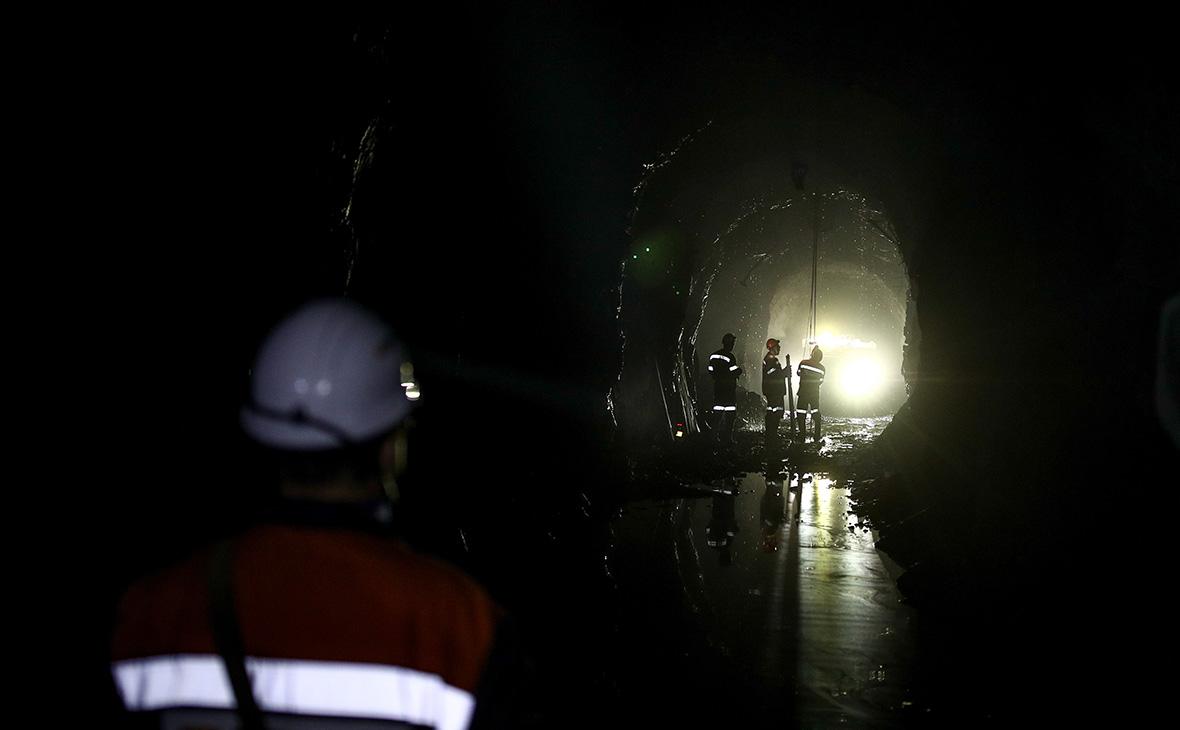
[241,299,411,450]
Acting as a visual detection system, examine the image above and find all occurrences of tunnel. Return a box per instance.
[88,8,1178,728]
[613,99,922,444]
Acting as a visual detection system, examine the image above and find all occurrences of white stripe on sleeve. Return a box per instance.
[114,655,476,730]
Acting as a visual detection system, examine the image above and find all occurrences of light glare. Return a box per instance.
[841,359,883,397]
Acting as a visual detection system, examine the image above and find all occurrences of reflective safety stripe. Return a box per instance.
[712,405,726,411]
[113,655,475,730]
[729,365,740,371]
[722,406,737,411]
[766,407,784,412]
[710,354,732,362]
[800,365,825,375]
[707,365,714,372]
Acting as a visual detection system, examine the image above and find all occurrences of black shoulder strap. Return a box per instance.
[208,538,267,730]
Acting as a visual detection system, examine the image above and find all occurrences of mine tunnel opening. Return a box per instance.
[611,93,932,453]
[613,172,918,449]
[692,189,914,434]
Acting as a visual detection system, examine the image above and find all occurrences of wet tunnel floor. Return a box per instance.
[606,417,923,728]
[511,415,1142,726]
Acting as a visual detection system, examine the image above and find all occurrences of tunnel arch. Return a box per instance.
[692,190,911,425]
[612,82,934,446]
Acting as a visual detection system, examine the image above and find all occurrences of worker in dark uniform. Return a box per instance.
[707,332,742,448]
[795,346,826,442]
[759,474,786,553]
[762,338,788,446]
[110,299,521,729]
[706,479,740,566]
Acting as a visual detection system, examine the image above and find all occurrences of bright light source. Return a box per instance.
[675,430,684,438]
[841,359,883,397]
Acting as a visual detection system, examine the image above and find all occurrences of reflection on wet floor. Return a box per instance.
[815,416,894,455]
[610,417,917,727]
[787,472,914,725]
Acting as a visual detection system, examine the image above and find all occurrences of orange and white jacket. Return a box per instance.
[111,502,510,729]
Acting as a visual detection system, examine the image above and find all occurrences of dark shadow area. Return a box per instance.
[77,7,1178,726]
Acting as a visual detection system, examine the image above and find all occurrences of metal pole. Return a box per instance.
[810,192,819,349]
[786,353,796,435]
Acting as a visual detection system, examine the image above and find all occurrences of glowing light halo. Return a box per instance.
[841,358,883,398]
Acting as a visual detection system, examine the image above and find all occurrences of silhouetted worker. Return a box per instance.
[762,338,787,446]
[110,299,519,729]
[796,346,826,441]
[706,484,739,566]
[707,332,742,448]
[759,475,786,553]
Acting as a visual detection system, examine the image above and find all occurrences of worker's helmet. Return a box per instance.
[722,333,736,347]
[811,347,824,363]
[241,299,412,450]
[766,338,780,350]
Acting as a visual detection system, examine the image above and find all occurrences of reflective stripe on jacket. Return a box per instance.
[762,355,786,399]
[797,359,826,389]
[707,350,741,377]
[111,519,503,729]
